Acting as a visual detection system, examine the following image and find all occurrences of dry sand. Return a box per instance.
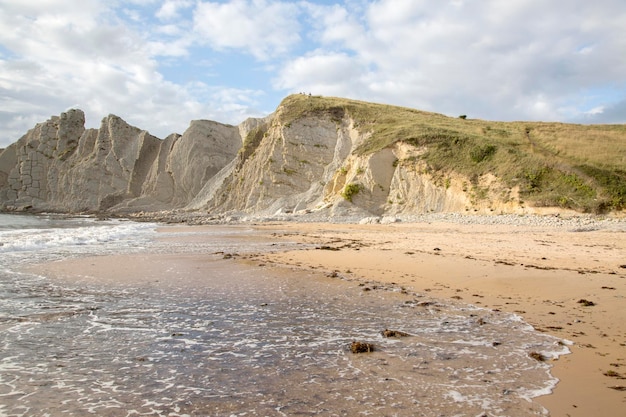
[32,218,626,416]
[247,220,626,417]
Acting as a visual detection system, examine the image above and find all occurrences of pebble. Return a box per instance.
[131,210,626,232]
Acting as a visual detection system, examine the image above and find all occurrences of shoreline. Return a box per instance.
[246,220,626,416]
[27,215,626,416]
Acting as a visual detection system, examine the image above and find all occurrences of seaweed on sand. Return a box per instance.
[381,329,411,338]
[350,341,375,353]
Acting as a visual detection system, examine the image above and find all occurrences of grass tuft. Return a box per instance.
[342,183,362,202]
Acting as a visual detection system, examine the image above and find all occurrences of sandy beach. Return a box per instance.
[245,218,626,416]
[31,216,626,416]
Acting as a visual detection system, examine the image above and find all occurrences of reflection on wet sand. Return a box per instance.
[2,247,568,417]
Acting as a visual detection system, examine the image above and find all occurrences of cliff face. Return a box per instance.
[0,109,241,213]
[3,94,621,217]
[180,99,500,217]
[0,104,479,216]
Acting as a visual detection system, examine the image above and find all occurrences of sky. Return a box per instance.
[1,0,625,148]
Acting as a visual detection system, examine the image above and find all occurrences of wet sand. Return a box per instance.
[249,220,626,416]
[31,219,626,415]
[23,223,568,416]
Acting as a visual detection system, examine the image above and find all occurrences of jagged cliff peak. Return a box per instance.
[0,110,242,213]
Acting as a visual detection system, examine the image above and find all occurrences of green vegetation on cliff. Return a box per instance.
[278,94,626,213]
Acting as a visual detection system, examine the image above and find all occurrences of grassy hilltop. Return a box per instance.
[277,94,626,214]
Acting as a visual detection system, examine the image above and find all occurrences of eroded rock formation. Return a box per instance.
[0,95,543,217]
[0,109,241,213]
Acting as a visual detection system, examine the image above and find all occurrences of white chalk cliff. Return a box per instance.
[5,94,609,217]
[0,109,242,213]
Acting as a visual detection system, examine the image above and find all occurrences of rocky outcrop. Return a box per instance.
[0,110,241,213]
[187,99,493,217]
[199,109,358,215]
[0,99,513,216]
[7,94,608,218]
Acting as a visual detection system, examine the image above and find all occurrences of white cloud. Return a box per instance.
[302,2,364,47]
[586,99,626,123]
[156,0,193,21]
[192,0,301,60]
[0,0,110,18]
[1,0,625,149]
[276,0,626,122]
[586,106,605,116]
[0,0,267,147]
[274,51,369,95]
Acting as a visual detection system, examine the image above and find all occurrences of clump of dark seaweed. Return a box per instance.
[381,329,411,338]
[604,370,625,379]
[529,351,547,362]
[578,299,596,306]
[350,341,375,353]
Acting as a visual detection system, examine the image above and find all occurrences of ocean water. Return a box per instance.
[0,213,569,416]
